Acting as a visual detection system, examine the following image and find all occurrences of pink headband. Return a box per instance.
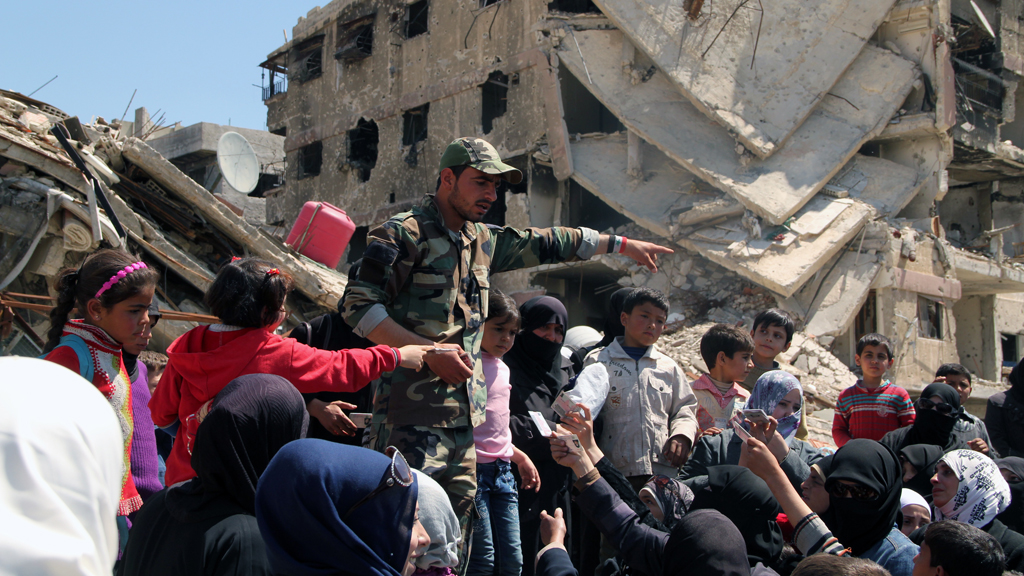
[95,262,148,300]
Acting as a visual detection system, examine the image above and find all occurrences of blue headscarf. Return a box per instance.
[255,440,419,576]
[744,370,802,441]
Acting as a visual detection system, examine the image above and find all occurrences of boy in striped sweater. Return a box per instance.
[832,333,915,447]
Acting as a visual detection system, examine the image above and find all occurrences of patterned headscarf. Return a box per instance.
[934,449,1011,528]
[744,370,803,441]
[639,474,695,530]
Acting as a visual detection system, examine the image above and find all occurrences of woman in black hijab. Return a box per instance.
[689,466,784,570]
[988,362,1024,457]
[823,439,918,576]
[119,374,308,576]
[880,383,968,453]
[998,457,1024,532]
[899,444,945,502]
[505,296,572,576]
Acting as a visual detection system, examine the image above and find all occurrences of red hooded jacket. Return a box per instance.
[149,325,398,484]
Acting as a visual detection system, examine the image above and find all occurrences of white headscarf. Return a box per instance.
[900,488,930,518]
[934,449,1011,528]
[0,357,123,575]
[411,470,461,570]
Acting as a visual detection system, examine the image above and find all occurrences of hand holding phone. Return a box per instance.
[741,409,770,425]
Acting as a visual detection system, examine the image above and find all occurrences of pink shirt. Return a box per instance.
[474,352,514,463]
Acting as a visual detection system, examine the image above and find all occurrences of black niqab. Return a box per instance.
[504,296,568,393]
[663,509,751,576]
[165,374,309,521]
[998,457,1024,533]
[907,383,963,449]
[824,439,902,556]
[690,466,783,568]
[900,444,945,501]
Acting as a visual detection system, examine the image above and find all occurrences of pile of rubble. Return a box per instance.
[0,90,346,354]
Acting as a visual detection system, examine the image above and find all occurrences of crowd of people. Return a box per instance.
[5,136,1024,576]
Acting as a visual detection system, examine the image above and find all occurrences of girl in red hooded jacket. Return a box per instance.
[150,258,429,484]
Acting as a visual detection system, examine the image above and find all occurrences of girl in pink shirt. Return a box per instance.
[468,290,541,576]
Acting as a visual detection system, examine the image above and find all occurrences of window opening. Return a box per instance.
[918,297,943,340]
[347,119,379,182]
[402,104,429,146]
[547,0,600,14]
[559,66,624,134]
[1002,333,1020,366]
[405,0,429,38]
[854,290,877,342]
[482,71,509,134]
[298,141,323,179]
[336,14,375,62]
[293,35,325,84]
[567,180,631,230]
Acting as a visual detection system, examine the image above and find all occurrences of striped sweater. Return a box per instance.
[832,380,915,447]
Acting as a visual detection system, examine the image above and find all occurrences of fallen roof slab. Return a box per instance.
[592,0,897,158]
[952,247,1024,295]
[567,133,719,238]
[832,155,924,217]
[556,29,918,225]
[678,198,874,298]
[782,249,883,338]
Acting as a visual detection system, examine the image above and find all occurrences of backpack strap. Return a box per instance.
[40,333,94,382]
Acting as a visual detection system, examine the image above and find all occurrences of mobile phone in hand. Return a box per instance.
[731,419,752,442]
[741,409,770,425]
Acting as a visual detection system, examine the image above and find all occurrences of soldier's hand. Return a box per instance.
[621,238,674,272]
[424,344,474,384]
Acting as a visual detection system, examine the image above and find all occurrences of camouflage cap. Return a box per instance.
[438,137,523,184]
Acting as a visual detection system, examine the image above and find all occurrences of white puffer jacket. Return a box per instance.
[571,337,698,477]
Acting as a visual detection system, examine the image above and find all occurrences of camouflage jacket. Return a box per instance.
[341,195,598,428]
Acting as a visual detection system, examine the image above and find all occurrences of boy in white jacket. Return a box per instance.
[570,288,699,487]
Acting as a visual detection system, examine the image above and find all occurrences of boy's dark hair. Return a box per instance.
[206,258,295,328]
[139,350,169,372]
[44,249,160,352]
[936,363,971,384]
[856,333,894,359]
[622,287,670,315]
[923,520,1005,576]
[487,289,521,329]
[752,308,795,344]
[700,324,755,369]
[791,554,892,576]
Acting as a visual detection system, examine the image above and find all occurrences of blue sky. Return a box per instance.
[4,1,311,131]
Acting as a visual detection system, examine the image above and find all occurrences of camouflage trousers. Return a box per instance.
[368,422,477,568]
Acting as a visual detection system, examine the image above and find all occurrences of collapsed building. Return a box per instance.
[257,0,1024,411]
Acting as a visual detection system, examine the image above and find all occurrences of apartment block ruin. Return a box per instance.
[259,0,1024,395]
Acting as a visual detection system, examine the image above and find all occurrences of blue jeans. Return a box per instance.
[468,459,523,576]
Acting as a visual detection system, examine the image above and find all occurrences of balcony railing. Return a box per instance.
[262,77,287,101]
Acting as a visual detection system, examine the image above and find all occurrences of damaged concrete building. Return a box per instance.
[258,0,1024,400]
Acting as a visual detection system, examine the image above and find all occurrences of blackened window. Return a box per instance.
[347,119,379,182]
[402,104,429,146]
[336,14,375,62]
[298,141,323,179]
[405,0,429,38]
[482,71,509,134]
[918,297,943,340]
[293,35,325,83]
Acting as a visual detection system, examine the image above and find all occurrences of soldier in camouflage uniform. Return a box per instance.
[340,137,672,559]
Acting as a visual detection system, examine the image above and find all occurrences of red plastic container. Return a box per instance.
[285,201,355,269]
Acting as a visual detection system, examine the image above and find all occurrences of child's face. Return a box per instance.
[482,316,517,358]
[88,287,155,351]
[122,319,154,356]
[750,322,790,363]
[855,344,893,380]
[148,367,164,395]
[717,349,753,383]
[620,302,667,348]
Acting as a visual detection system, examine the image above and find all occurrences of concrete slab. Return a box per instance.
[556,29,919,225]
[567,132,713,238]
[679,199,875,298]
[833,155,924,217]
[783,250,883,337]
[591,0,898,158]
[952,248,1024,295]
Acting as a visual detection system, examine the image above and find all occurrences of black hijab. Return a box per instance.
[690,466,783,568]
[166,374,309,521]
[903,383,964,450]
[824,439,902,556]
[998,457,1024,533]
[596,287,631,348]
[899,444,945,501]
[504,296,568,392]
[1010,362,1024,404]
[663,509,751,576]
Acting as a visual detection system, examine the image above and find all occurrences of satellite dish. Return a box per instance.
[217,132,259,193]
